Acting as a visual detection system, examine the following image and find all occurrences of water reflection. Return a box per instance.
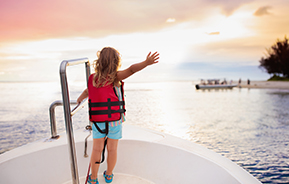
[1,81,288,183]
[125,82,289,183]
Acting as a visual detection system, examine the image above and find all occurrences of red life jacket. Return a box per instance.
[88,74,125,123]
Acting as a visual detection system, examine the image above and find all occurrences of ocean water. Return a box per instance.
[1,81,289,183]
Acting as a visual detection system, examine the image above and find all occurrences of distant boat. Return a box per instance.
[195,79,237,90]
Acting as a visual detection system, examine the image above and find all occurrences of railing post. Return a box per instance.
[85,61,91,86]
[59,58,90,184]
[49,100,78,139]
[49,100,63,139]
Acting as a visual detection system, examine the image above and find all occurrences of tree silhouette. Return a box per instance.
[259,36,289,78]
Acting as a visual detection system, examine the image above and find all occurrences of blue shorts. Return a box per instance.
[92,123,122,140]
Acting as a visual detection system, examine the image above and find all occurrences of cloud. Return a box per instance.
[0,0,254,42]
[0,0,195,42]
[166,18,176,23]
[207,32,220,35]
[254,6,272,16]
[204,0,254,16]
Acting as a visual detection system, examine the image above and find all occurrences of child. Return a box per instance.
[77,47,159,184]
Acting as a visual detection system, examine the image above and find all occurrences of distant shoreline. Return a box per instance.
[1,80,289,90]
[237,81,289,90]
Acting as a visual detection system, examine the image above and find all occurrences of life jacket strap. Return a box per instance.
[92,121,109,134]
[89,109,126,116]
[95,138,107,164]
[93,121,109,164]
[89,100,125,107]
[89,99,126,119]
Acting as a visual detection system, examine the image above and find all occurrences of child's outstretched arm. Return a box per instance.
[117,51,159,81]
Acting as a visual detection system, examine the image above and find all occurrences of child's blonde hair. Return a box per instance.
[93,47,121,87]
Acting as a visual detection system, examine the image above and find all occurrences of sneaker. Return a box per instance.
[103,170,114,183]
[87,174,99,184]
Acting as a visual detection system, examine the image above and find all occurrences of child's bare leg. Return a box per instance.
[90,137,105,183]
[106,138,119,175]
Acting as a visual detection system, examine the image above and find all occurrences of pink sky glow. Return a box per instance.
[0,0,289,81]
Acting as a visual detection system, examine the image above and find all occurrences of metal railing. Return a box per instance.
[58,58,90,184]
[49,100,77,139]
[49,99,88,139]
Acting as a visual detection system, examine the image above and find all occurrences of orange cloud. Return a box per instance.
[205,0,253,16]
[208,32,220,35]
[254,6,272,16]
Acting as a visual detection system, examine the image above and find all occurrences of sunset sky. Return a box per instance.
[1,0,289,82]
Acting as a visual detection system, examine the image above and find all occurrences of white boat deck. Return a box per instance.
[0,124,261,184]
[64,174,154,184]
[63,125,162,184]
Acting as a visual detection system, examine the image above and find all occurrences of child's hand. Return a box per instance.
[77,97,82,104]
[77,88,88,104]
[145,52,159,66]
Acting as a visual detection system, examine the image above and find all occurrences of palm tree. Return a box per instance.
[259,36,289,78]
